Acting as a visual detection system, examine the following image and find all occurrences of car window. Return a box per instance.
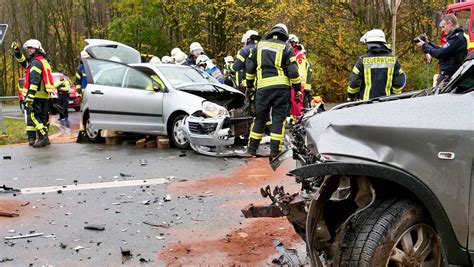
[88,45,141,64]
[86,59,127,87]
[452,65,474,94]
[123,68,153,90]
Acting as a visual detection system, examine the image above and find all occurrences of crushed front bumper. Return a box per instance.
[182,114,252,156]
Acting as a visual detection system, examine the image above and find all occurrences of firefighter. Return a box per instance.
[75,51,89,97]
[54,73,71,121]
[288,34,313,108]
[347,29,406,101]
[225,30,260,90]
[416,14,468,85]
[12,39,54,147]
[246,23,302,160]
[184,42,204,66]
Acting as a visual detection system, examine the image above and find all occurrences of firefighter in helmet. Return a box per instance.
[12,39,54,147]
[246,23,302,160]
[347,29,406,101]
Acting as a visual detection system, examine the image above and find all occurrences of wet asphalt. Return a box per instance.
[0,142,247,266]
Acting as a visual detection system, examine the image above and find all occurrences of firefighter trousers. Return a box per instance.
[29,99,49,137]
[248,87,289,156]
[58,93,69,120]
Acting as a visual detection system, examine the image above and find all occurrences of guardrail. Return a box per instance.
[0,96,19,135]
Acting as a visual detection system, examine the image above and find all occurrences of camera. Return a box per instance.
[413,33,428,44]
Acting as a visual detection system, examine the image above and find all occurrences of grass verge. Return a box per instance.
[0,117,59,146]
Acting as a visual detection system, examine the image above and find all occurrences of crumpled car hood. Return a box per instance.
[305,93,472,174]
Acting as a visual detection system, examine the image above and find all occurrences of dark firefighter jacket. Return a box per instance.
[14,50,52,100]
[422,27,468,77]
[246,28,301,90]
[347,44,405,100]
[228,41,257,86]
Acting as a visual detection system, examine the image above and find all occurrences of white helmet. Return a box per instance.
[272,23,288,35]
[23,39,42,50]
[149,56,161,64]
[80,50,89,58]
[174,52,187,65]
[196,55,210,66]
[161,55,173,63]
[288,34,299,43]
[170,47,182,57]
[360,29,386,44]
[240,30,259,44]
[189,42,204,53]
[224,56,234,64]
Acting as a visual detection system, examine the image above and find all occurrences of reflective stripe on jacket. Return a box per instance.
[348,47,405,100]
[24,55,54,99]
[246,37,300,90]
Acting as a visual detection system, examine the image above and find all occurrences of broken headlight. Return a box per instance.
[202,101,229,118]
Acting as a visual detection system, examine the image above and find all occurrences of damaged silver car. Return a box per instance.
[243,53,474,266]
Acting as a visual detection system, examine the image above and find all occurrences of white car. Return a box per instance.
[80,40,246,149]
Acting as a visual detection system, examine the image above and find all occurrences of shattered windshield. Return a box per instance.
[156,66,219,91]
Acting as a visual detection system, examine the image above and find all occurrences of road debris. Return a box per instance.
[121,247,133,263]
[164,195,172,202]
[0,257,14,263]
[271,240,303,266]
[3,156,12,160]
[74,245,84,252]
[139,159,147,166]
[143,221,170,228]
[20,201,30,206]
[0,211,20,217]
[178,151,186,157]
[0,185,20,193]
[155,236,165,240]
[5,232,44,240]
[119,173,132,177]
[84,224,105,231]
[60,242,67,249]
[139,258,150,263]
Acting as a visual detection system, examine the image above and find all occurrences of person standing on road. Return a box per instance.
[416,14,468,85]
[54,73,70,121]
[12,39,54,147]
[246,23,302,160]
[288,34,313,109]
[347,29,406,101]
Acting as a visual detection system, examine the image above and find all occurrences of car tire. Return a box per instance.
[73,107,80,112]
[332,198,445,267]
[84,115,103,143]
[169,114,190,149]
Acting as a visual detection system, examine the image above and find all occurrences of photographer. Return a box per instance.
[416,14,468,85]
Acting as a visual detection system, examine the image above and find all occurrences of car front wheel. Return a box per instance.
[331,198,445,267]
[170,114,189,149]
[84,116,102,143]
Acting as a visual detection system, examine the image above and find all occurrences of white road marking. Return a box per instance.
[21,178,168,194]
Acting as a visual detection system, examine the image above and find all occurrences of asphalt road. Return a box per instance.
[0,140,303,265]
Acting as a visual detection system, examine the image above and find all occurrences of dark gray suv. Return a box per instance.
[243,53,474,266]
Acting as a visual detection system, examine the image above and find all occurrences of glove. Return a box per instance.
[24,96,33,107]
[245,87,255,100]
[11,41,19,51]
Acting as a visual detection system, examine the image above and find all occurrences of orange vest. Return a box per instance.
[25,55,54,93]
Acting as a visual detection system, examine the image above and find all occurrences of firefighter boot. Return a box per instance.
[239,138,259,158]
[269,140,282,161]
[33,133,49,148]
[28,136,36,146]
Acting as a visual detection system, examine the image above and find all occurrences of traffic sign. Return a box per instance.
[0,24,8,45]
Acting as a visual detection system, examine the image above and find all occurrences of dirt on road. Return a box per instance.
[162,158,305,265]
